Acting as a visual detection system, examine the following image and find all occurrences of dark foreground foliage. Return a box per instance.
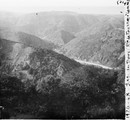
[0,65,125,119]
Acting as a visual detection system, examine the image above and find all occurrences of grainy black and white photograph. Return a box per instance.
[0,0,126,119]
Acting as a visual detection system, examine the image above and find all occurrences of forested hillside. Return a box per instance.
[0,38,125,119]
[0,11,125,119]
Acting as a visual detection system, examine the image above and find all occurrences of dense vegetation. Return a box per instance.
[0,60,125,119]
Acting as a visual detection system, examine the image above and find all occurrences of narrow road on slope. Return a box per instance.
[75,59,117,70]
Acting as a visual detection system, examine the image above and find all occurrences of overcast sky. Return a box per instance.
[0,0,124,14]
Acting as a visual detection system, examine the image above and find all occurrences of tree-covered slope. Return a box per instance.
[0,11,125,119]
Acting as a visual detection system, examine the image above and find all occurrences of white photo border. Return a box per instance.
[125,0,130,119]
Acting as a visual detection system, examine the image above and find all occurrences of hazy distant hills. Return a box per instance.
[16,12,123,45]
[0,11,124,68]
[0,12,19,28]
[0,28,57,50]
[16,32,57,49]
[15,12,99,44]
[0,11,111,44]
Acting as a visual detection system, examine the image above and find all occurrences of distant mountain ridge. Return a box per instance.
[0,11,123,45]
[0,11,124,68]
